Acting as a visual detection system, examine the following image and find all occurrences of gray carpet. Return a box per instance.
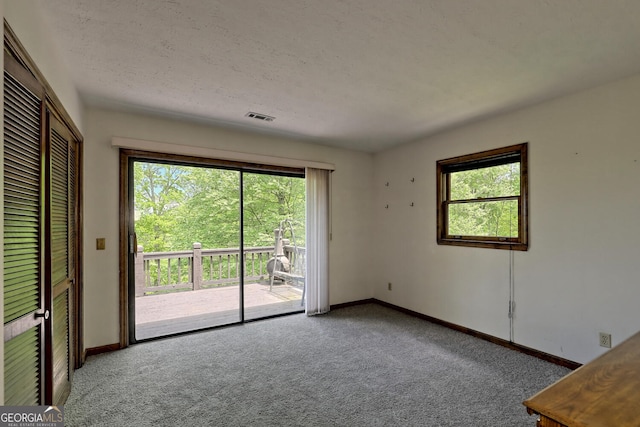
[65,304,569,426]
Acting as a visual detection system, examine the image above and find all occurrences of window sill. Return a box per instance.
[437,238,528,251]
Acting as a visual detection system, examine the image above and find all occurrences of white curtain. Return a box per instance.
[305,168,330,315]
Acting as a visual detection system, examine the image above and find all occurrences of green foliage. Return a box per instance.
[448,163,520,237]
[146,257,191,287]
[134,163,305,252]
[134,163,190,252]
[173,167,241,249]
[243,173,306,247]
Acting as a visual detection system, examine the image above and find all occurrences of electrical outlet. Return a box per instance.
[599,332,611,348]
[388,282,392,291]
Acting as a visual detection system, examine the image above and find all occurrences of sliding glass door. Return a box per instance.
[129,159,305,341]
[243,172,306,321]
[132,162,241,339]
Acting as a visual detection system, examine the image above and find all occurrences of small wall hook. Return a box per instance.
[410,177,415,183]
[385,204,389,209]
[410,202,414,207]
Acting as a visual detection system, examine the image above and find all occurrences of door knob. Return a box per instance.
[35,310,50,320]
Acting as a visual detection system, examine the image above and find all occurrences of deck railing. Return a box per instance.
[134,243,304,296]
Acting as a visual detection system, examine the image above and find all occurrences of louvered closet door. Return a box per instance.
[47,113,76,405]
[3,55,46,405]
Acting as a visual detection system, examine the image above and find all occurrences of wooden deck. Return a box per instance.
[134,281,304,340]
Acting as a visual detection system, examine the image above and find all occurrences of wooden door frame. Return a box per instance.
[118,152,131,348]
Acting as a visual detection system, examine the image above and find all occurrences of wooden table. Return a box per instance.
[523,331,640,426]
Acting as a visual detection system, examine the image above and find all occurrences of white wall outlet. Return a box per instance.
[599,332,611,348]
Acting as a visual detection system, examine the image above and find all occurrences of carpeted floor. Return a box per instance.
[65,304,569,426]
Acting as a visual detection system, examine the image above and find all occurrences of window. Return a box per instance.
[436,143,528,251]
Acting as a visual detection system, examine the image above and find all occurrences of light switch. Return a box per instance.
[96,238,106,250]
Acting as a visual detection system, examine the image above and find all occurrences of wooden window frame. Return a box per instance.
[436,143,529,251]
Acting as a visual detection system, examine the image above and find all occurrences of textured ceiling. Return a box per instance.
[36,0,640,152]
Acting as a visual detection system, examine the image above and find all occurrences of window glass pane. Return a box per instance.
[450,163,520,201]
[448,200,519,237]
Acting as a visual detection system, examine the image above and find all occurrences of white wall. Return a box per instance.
[373,73,640,364]
[82,107,375,349]
[4,0,84,132]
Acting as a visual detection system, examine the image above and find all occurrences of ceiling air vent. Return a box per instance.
[245,112,275,122]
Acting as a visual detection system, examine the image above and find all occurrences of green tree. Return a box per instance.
[173,167,241,249]
[449,163,519,237]
[134,163,305,252]
[134,163,190,252]
[243,173,306,247]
